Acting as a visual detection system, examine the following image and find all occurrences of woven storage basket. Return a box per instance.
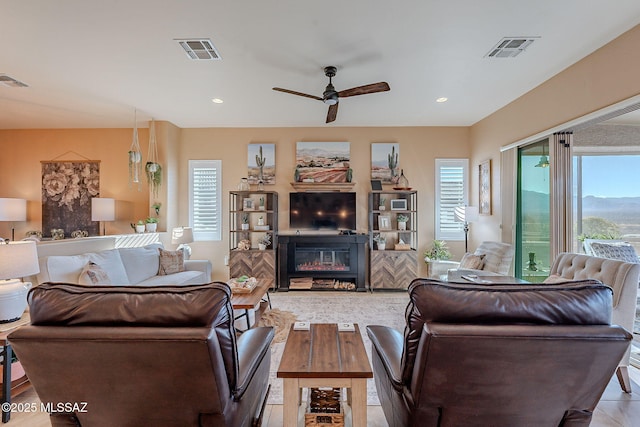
[304,388,344,427]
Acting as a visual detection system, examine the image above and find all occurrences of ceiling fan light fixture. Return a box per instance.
[323,96,338,105]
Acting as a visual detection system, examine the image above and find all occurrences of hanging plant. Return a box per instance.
[146,119,162,197]
[128,109,142,190]
[146,162,162,198]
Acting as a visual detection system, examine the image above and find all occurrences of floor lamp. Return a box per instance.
[454,206,479,253]
[0,198,27,241]
[91,198,115,236]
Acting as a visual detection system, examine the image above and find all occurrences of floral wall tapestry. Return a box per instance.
[42,161,100,238]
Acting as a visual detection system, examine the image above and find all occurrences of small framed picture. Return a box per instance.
[390,199,407,211]
[370,179,383,191]
[378,215,391,230]
[243,198,254,211]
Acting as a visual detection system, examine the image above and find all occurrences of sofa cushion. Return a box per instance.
[78,262,111,285]
[41,254,89,283]
[87,249,129,284]
[158,248,185,275]
[136,271,206,286]
[118,244,162,284]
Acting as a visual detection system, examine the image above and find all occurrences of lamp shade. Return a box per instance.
[172,227,194,245]
[0,198,27,221]
[0,241,40,280]
[454,206,479,223]
[91,198,115,221]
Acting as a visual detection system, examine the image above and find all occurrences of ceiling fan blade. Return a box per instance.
[337,82,390,98]
[326,103,338,123]
[272,87,323,101]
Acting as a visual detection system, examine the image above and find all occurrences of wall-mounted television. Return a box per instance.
[289,192,356,231]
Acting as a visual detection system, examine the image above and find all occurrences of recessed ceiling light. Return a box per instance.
[436,97,448,103]
[212,98,223,104]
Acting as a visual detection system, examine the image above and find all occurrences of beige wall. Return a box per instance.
[0,128,151,239]
[469,23,640,249]
[179,126,469,279]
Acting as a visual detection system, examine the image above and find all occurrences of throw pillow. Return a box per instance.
[459,252,485,270]
[158,248,185,275]
[590,242,639,263]
[78,262,111,285]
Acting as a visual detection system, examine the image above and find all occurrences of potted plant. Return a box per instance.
[131,220,145,233]
[152,202,162,216]
[374,234,386,251]
[379,197,386,211]
[397,214,409,230]
[424,240,455,279]
[258,233,271,251]
[258,196,265,210]
[241,213,250,230]
[145,217,158,232]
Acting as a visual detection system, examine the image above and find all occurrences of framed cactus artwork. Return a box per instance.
[247,144,275,185]
[371,143,400,184]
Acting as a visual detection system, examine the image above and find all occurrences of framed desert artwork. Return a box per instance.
[371,143,399,184]
[479,159,491,215]
[248,143,275,184]
[296,142,350,183]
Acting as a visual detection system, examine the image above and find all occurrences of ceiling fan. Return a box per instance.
[273,66,390,123]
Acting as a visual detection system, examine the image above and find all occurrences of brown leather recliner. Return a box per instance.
[366,278,632,427]
[9,282,274,427]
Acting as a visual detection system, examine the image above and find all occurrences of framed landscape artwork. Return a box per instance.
[479,159,491,215]
[247,143,275,184]
[371,143,399,184]
[296,142,350,183]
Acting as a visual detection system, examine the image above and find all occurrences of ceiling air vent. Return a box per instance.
[175,39,221,60]
[485,37,538,58]
[0,74,28,88]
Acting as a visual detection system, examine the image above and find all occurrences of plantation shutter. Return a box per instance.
[435,159,468,240]
[189,160,222,240]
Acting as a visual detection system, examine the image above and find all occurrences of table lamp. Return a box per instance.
[172,227,194,260]
[0,241,39,322]
[0,198,27,241]
[91,198,115,236]
[454,205,479,253]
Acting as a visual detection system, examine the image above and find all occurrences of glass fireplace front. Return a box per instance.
[295,247,350,272]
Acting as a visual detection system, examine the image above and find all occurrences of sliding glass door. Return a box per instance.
[516,140,551,281]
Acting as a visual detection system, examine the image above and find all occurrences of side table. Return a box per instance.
[1,313,31,423]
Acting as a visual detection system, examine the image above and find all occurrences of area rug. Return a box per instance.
[264,290,409,405]
[257,308,298,343]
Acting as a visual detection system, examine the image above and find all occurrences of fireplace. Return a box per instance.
[278,234,367,291]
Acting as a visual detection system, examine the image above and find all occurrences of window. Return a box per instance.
[189,160,222,241]
[435,159,469,240]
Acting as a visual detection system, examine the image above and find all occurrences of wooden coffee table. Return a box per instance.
[230,279,272,331]
[277,323,372,427]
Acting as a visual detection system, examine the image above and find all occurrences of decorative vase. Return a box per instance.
[135,224,145,233]
[379,205,385,211]
[146,223,157,233]
[378,243,386,251]
[398,221,407,231]
[241,223,249,231]
[258,243,266,251]
[397,169,409,189]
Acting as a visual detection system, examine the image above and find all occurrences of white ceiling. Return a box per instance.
[2,0,640,129]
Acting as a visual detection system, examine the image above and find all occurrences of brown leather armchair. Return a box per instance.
[367,278,632,427]
[9,282,274,427]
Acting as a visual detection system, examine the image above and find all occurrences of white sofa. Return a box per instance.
[32,237,212,286]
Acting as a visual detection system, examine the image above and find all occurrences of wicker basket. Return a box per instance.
[304,388,344,427]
